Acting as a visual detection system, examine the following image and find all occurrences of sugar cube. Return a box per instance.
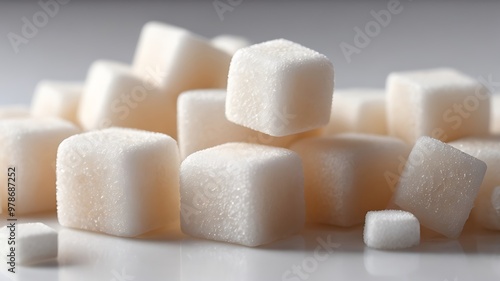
[177,89,321,159]
[0,105,30,119]
[325,88,386,135]
[31,80,83,125]
[0,118,79,214]
[0,223,58,265]
[56,127,180,237]
[180,143,305,247]
[393,136,487,238]
[211,35,251,55]
[491,94,500,134]
[77,60,176,137]
[133,22,231,96]
[226,39,334,137]
[387,68,490,144]
[290,133,411,227]
[449,136,500,230]
[363,210,420,250]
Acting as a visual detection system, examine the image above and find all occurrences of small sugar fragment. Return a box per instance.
[0,223,58,265]
[363,210,420,250]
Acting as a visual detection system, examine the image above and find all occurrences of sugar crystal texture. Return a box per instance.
[0,223,58,265]
[393,136,487,238]
[0,118,79,214]
[77,60,176,137]
[31,80,83,125]
[177,89,321,159]
[133,22,231,97]
[449,136,500,230]
[211,35,251,55]
[0,105,30,119]
[386,68,490,144]
[290,133,411,227]
[180,143,305,247]
[56,127,180,237]
[325,88,386,135]
[491,94,500,134]
[226,39,334,137]
[363,210,420,250]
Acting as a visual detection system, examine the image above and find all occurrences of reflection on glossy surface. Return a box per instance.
[1,214,500,280]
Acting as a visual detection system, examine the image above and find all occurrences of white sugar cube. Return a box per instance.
[0,105,30,119]
[491,94,500,134]
[0,118,79,214]
[363,210,420,250]
[180,143,305,247]
[57,128,180,237]
[0,223,58,265]
[177,89,321,159]
[133,22,231,96]
[31,80,83,125]
[449,136,500,230]
[393,136,487,238]
[291,134,410,227]
[325,88,386,135]
[211,35,251,55]
[387,68,490,144]
[226,39,334,137]
[78,60,176,137]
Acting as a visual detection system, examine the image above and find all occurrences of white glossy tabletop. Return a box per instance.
[1,212,499,281]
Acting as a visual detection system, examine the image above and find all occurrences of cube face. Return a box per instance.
[326,88,386,135]
[0,119,79,214]
[226,39,334,137]
[394,136,487,238]
[31,80,83,124]
[363,210,420,250]
[290,134,411,227]
[0,223,58,265]
[56,128,180,237]
[0,105,30,119]
[177,89,322,159]
[180,143,305,247]
[78,60,176,137]
[133,22,231,96]
[211,35,251,55]
[387,68,490,144]
[449,136,500,230]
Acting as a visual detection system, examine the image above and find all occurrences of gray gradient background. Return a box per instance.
[0,0,499,105]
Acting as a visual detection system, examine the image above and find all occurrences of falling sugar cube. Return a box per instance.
[291,134,410,227]
[363,210,420,250]
[31,80,83,125]
[177,89,321,159]
[0,105,30,119]
[449,136,500,230]
[0,118,79,214]
[0,223,58,265]
[386,68,490,144]
[133,22,231,96]
[491,94,500,134]
[211,35,251,55]
[325,88,386,135]
[77,60,176,137]
[180,143,305,247]
[393,136,487,238]
[56,127,180,237]
[226,39,334,137]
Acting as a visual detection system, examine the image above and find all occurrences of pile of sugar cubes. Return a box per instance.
[1,21,500,264]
